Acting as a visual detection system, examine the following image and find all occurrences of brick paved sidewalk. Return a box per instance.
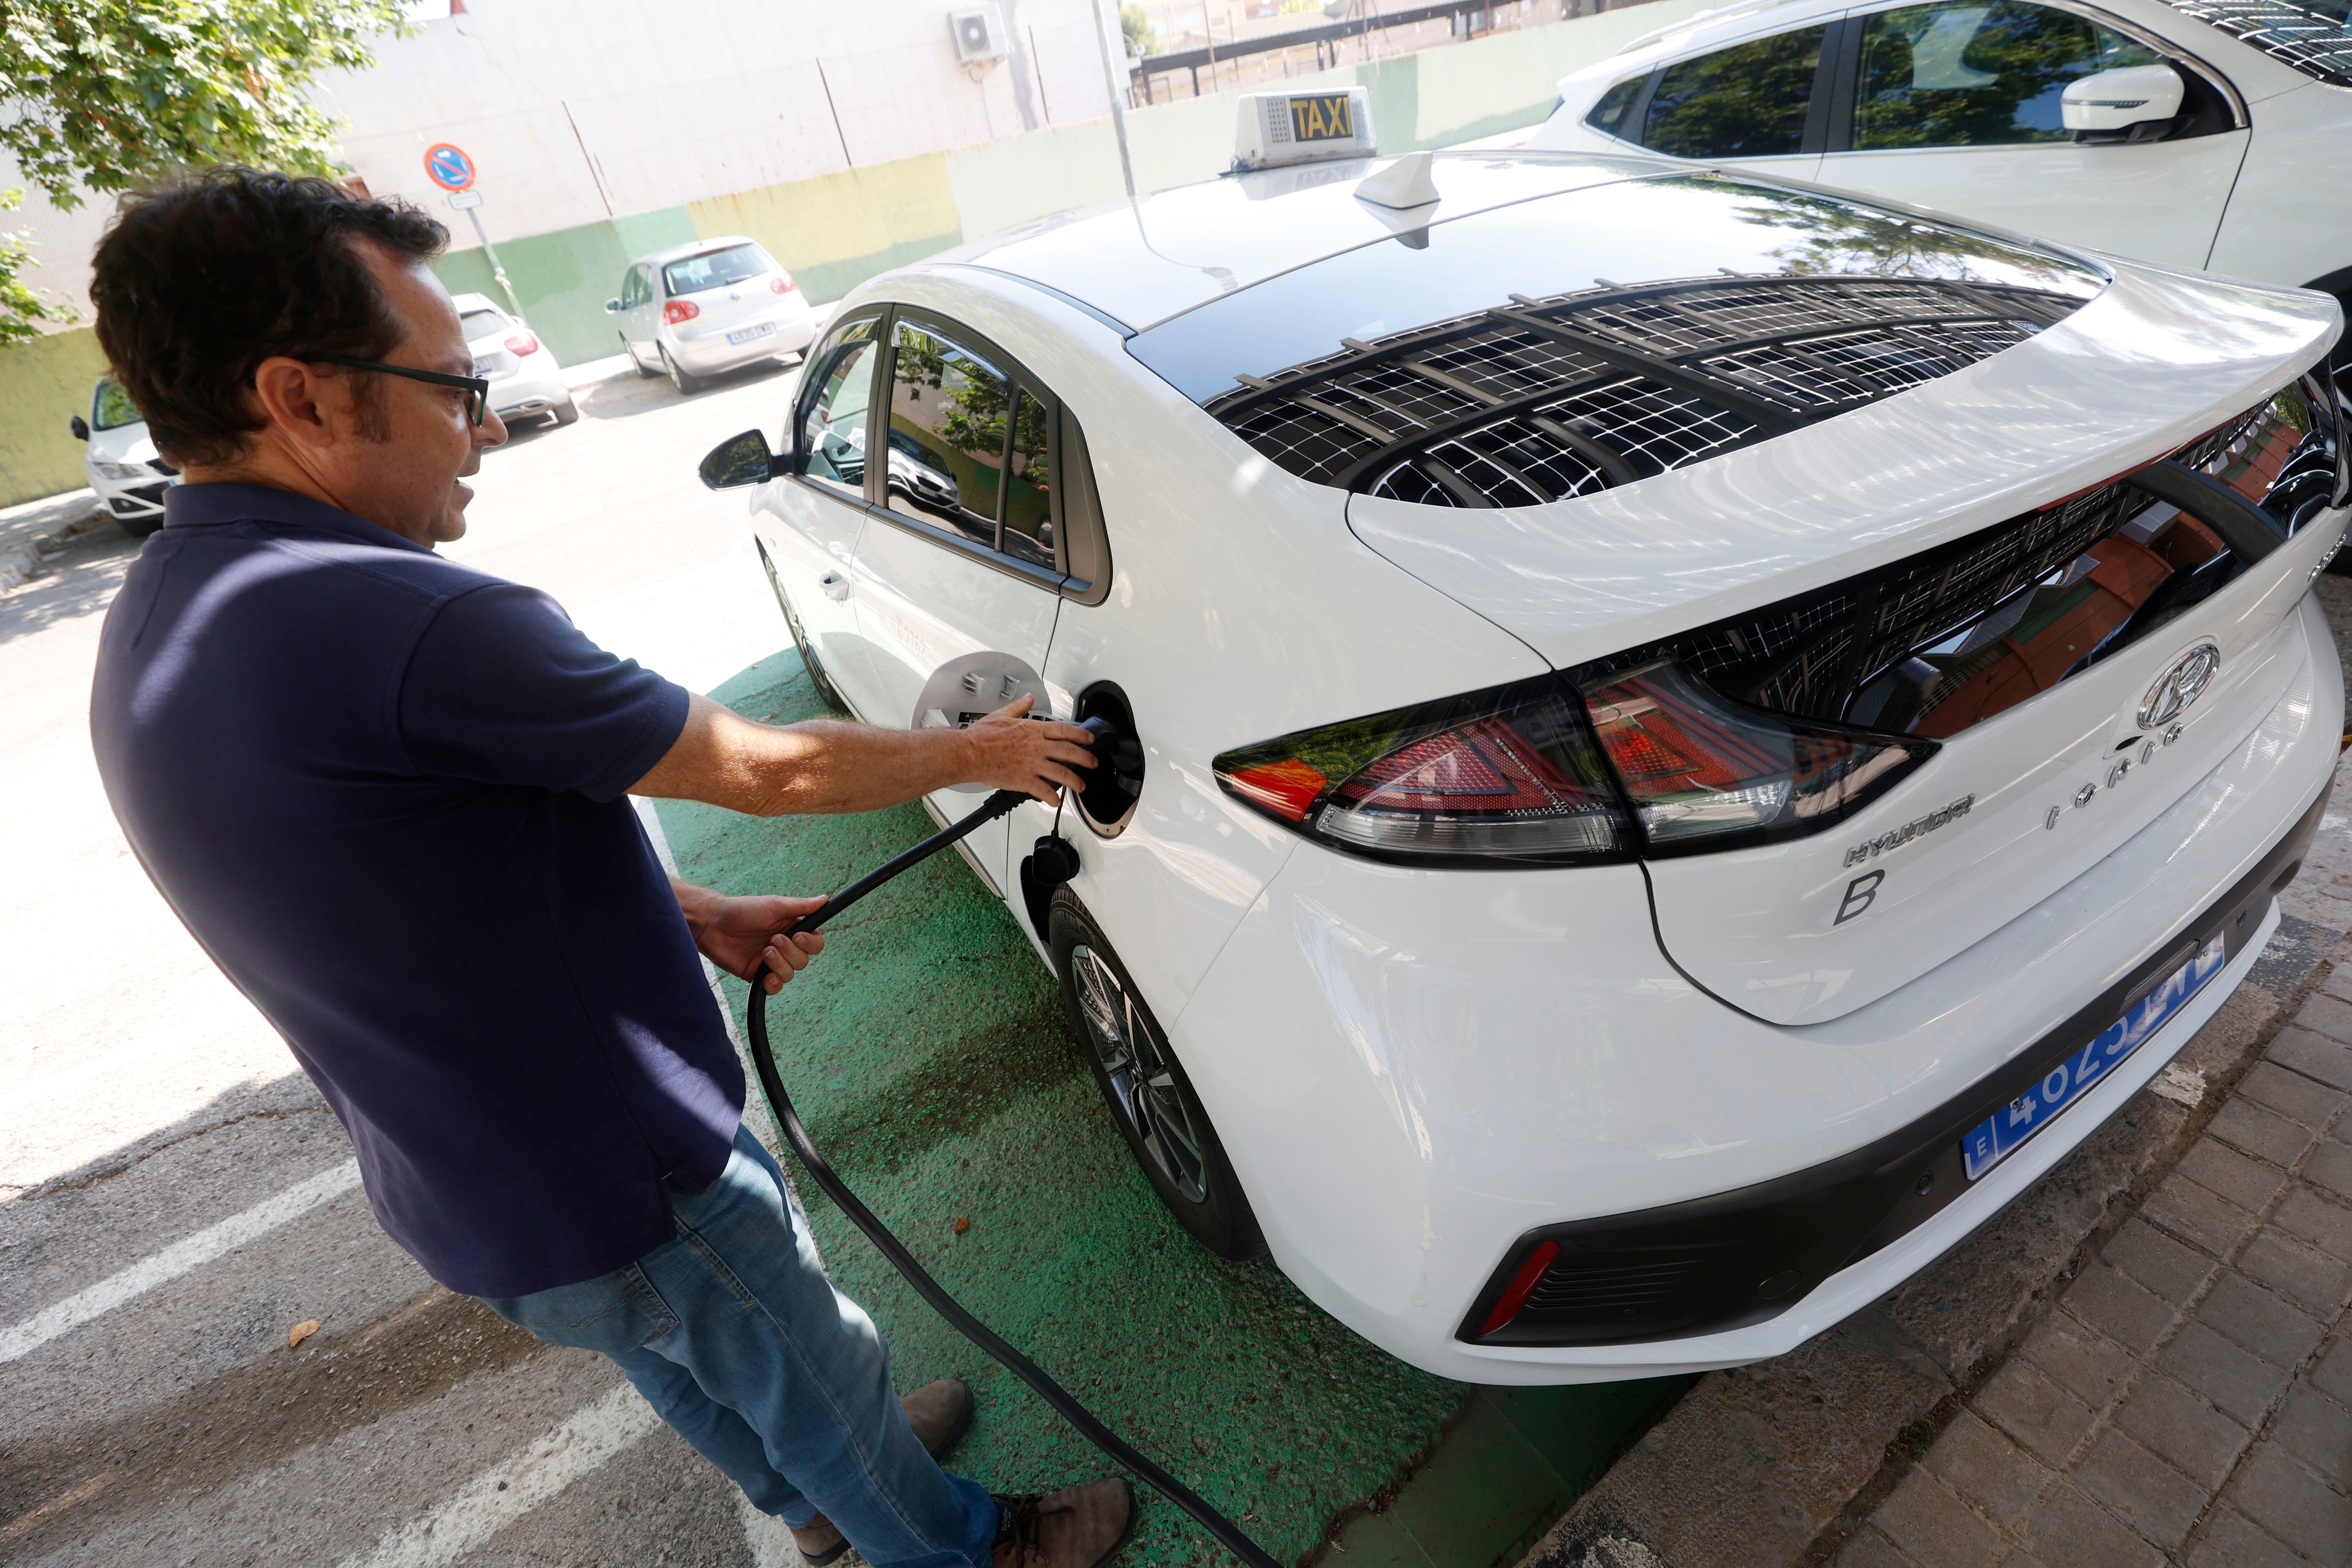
[1838,977,2352,1568]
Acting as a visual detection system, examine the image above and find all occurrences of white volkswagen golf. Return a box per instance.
[701,132,2346,1382]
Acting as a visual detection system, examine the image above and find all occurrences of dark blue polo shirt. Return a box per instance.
[90,482,741,1297]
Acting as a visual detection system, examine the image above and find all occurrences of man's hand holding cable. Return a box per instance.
[671,881,827,995]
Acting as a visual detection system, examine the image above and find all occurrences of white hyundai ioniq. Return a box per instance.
[701,130,2346,1382]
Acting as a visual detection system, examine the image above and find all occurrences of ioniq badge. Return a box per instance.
[2138,643,2220,730]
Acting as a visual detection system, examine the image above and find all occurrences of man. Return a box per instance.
[87,168,1130,1568]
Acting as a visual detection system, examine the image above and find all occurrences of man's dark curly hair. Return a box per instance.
[90,167,449,466]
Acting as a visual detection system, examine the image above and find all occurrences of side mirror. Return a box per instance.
[69,415,89,440]
[604,297,623,313]
[699,428,779,490]
[2063,64,2185,143]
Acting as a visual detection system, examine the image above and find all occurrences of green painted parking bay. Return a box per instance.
[654,653,1689,1568]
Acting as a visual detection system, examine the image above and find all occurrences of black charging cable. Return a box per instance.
[742,741,1284,1568]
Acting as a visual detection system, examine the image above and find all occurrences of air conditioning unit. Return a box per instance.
[949,4,1010,63]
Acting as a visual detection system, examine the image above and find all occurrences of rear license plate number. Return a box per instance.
[727,322,778,346]
[1963,931,2227,1181]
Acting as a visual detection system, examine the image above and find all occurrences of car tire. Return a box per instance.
[661,346,704,396]
[624,334,657,379]
[549,396,580,426]
[1048,891,1267,1261]
[117,513,163,540]
[755,540,848,714]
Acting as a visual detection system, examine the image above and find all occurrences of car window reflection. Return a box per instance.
[887,322,1012,548]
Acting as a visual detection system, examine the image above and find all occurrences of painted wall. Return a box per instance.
[0,328,113,508]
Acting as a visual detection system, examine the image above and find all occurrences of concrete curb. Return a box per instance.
[0,490,105,592]
[1515,758,2352,1568]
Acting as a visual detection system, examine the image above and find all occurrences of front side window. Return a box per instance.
[886,321,1013,548]
[1853,2,2165,148]
[663,243,771,298]
[1641,25,1828,159]
[799,318,879,499]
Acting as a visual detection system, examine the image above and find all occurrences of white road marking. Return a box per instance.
[0,1157,362,1364]
[739,1491,800,1568]
[336,1381,663,1568]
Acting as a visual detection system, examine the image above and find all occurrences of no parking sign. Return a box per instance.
[423,143,476,193]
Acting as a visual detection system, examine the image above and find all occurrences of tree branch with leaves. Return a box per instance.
[0,0,410,337]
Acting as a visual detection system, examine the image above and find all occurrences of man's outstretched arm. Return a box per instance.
[631,692,1094,815]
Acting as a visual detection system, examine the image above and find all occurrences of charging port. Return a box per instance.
[1074,683,1144,836]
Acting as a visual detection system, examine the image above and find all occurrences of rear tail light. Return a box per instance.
[772,273,798,294]
[663,300,699,325]
[1215,678,1633,865]
[503,331,539,356]
[1583,661,1935,851]
[1215,665,1934,864]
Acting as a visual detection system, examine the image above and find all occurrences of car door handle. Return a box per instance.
[819,570,851,602]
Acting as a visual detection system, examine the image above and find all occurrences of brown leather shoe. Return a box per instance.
[791,1378,976,1565]
[989,1479,1136,1568]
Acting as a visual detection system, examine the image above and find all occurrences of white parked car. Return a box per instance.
[606,236,817,395]
[701,147,2346,1382]
[68,377,176,538]
[453,292,577,428]
[1526,0,2352,352]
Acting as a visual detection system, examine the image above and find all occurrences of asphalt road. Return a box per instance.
[0,353,823,1568]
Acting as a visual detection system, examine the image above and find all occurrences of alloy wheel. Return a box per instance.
[1069,944,1207,1203]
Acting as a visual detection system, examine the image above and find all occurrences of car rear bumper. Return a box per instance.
[667,298,818,372]
[487,357,570,420]
[1173,591,2344,1382]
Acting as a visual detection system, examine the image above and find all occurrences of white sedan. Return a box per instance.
[1525,0,2352,349]
[700,145,2346,1381]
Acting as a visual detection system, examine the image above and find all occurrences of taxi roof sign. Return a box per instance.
[1232,88,1376,172]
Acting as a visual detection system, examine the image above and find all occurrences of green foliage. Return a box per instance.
[0,189,72,345]
[1119,2,1154,58]
[0,0,410,206]
[1642,25,1828,159]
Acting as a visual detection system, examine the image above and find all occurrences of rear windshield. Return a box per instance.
[2149,0,2351,85]
[92,378,141,432]
[459,307,508,340]
[663,244,771,297]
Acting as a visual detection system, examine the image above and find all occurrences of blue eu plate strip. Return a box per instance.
[1963,931,2227,1182]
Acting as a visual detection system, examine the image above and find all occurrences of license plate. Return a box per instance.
[1963,931,2227,1180]
[727,322,778,346]
[1286,92,1355,142]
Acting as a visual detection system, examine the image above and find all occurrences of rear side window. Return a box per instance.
[1641,25,1828,158]
[663,243,771,297]
[1584,74,1646,138]
[1855,1,2165,148]
[1001,391,1056,569]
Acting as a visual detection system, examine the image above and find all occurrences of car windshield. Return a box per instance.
[92,378,141,432]
[459,307,508,340]
[663,244,769,296]
[2146,0,2352,85]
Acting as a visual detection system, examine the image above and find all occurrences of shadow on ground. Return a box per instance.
[656,652,1689,1568]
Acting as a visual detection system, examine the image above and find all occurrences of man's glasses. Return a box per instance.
[312,357,492,425]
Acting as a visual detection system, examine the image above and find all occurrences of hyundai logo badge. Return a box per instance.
[2138,643,2219,731]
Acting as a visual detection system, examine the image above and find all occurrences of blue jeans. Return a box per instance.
[478,1124,999,1568]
